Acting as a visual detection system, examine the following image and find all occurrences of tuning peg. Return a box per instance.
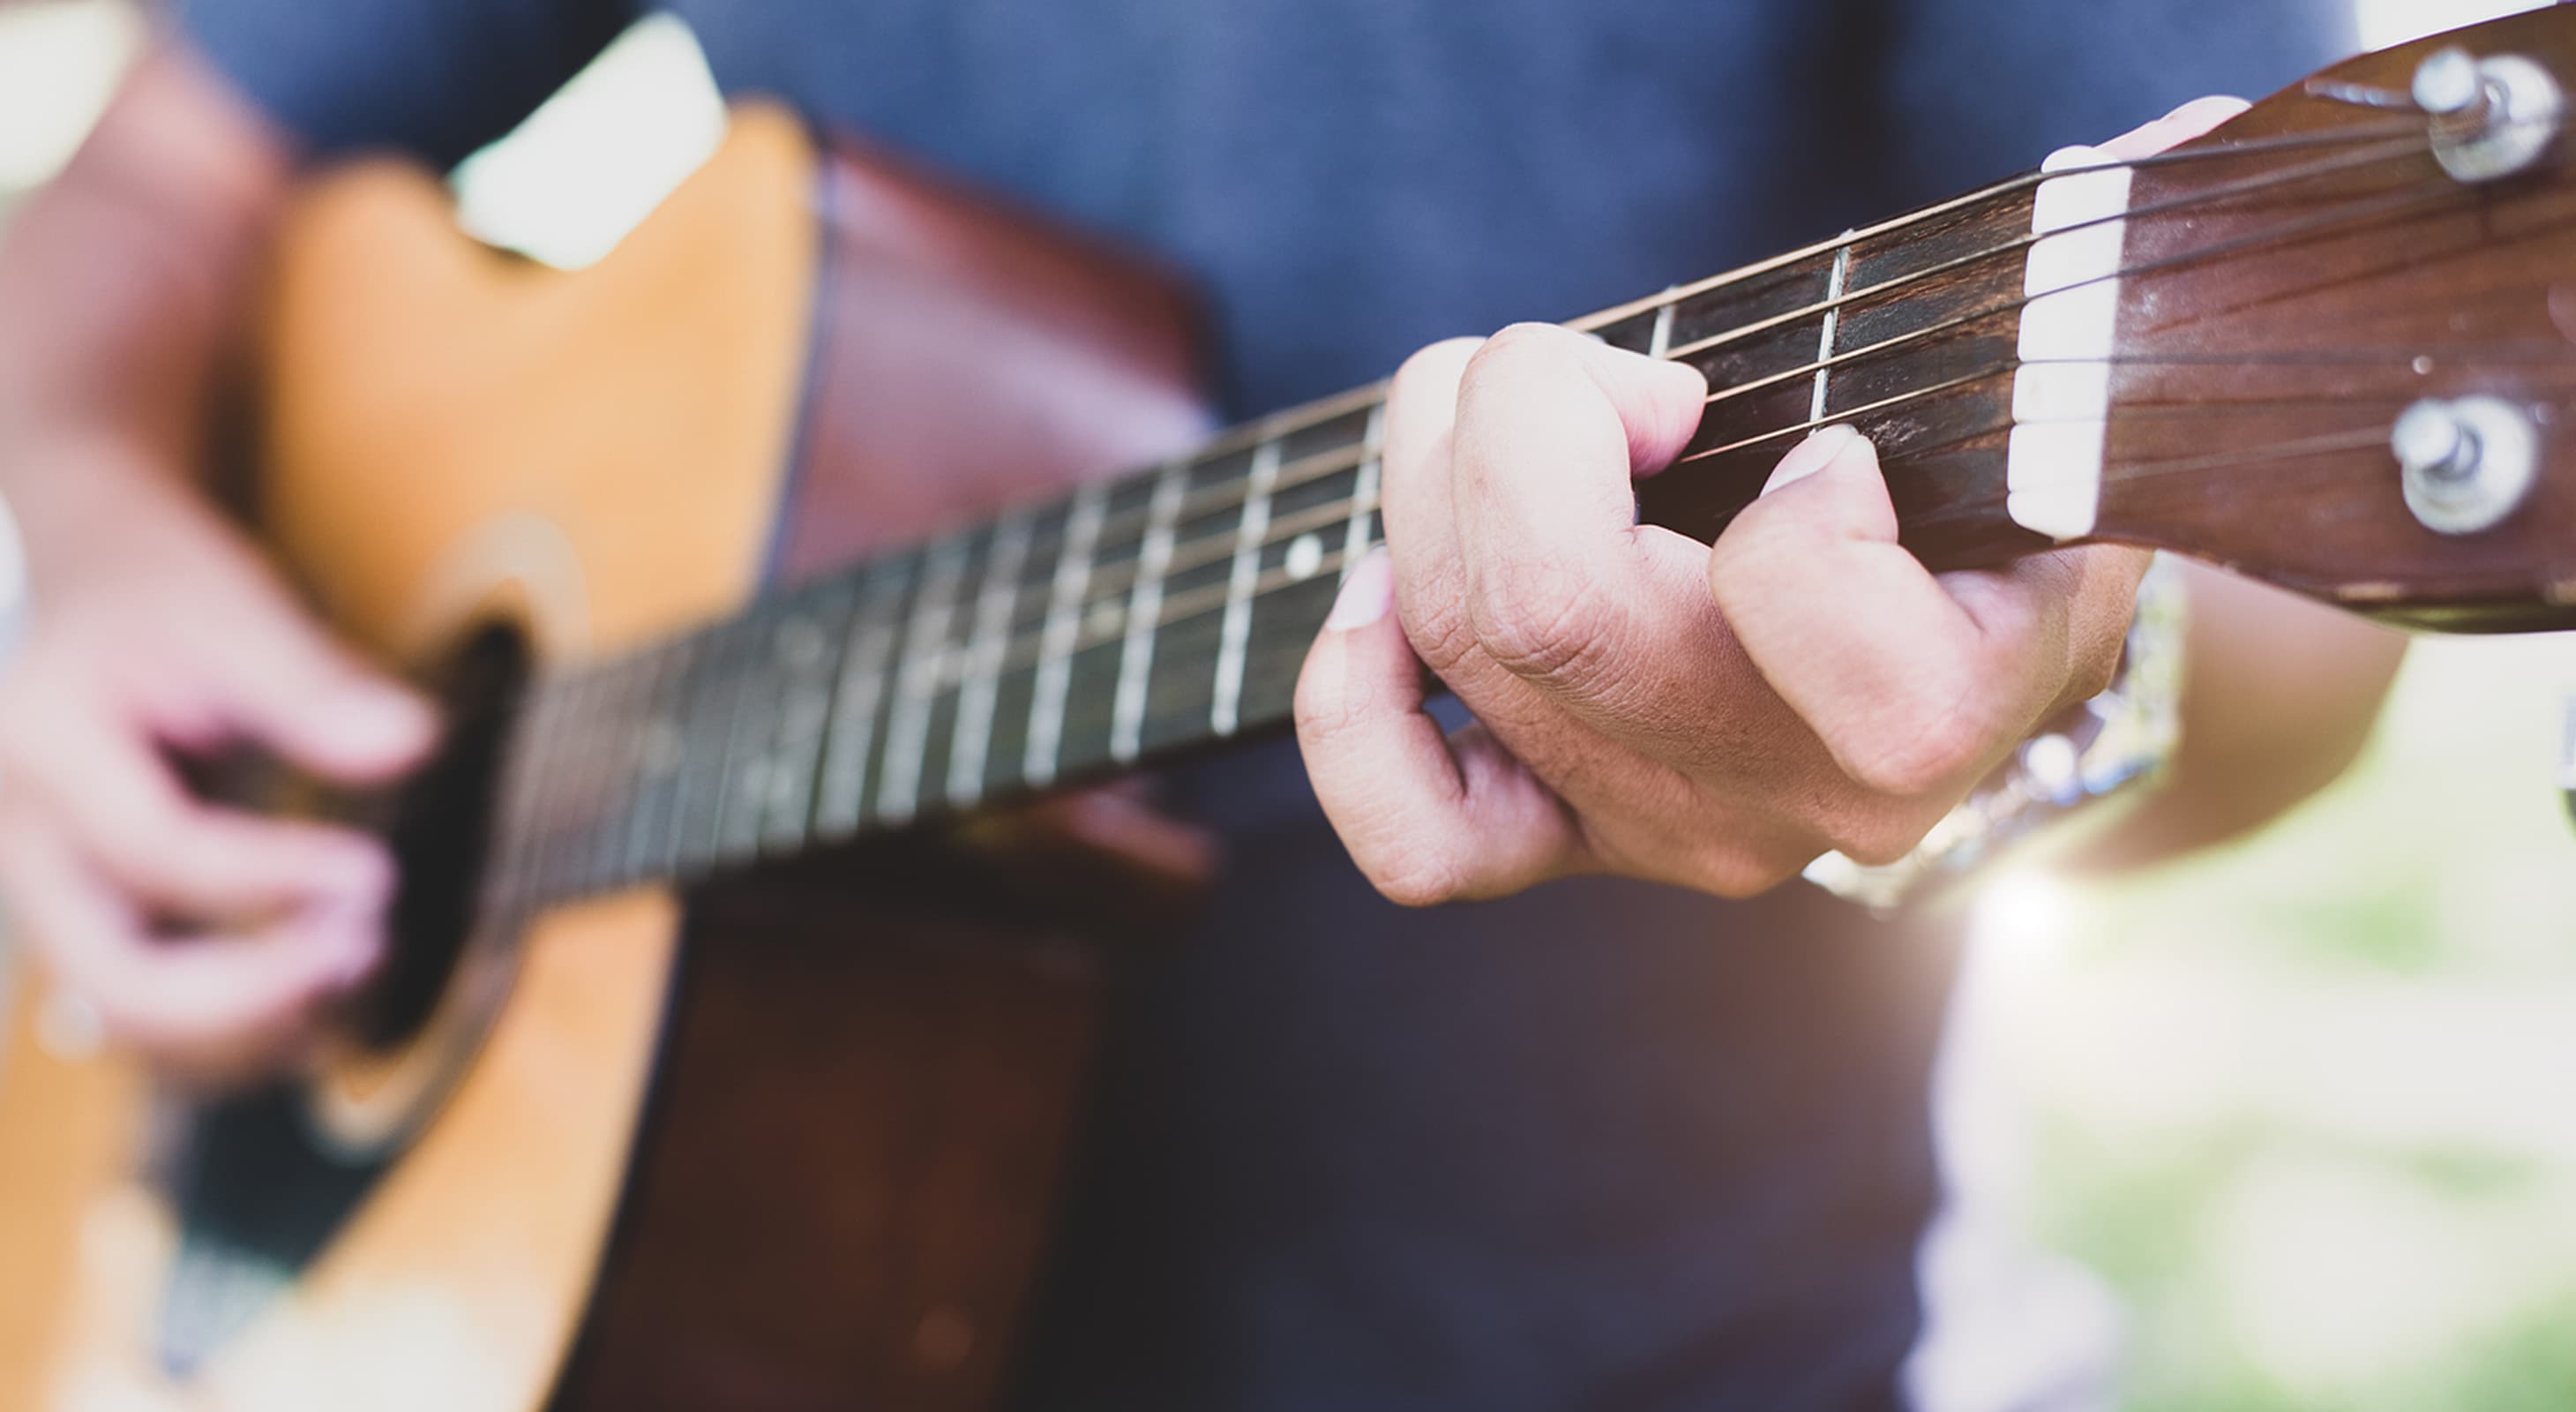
[2411,46,2490,121]
[2393,396,2541,536]
[2305,45,2564,184]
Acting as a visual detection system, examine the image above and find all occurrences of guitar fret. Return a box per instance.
[581,655,651,893]
[1811,235,1854,423]
[1111,458,1188,763]
[1025,481,1105,786]
[1210,439,1283,737]
[491,667,569,912]
[812,556,917,839]
[671,624,757,880]
[760,586,857,855]
[1341,402,1387,578]
[873,535,972,824]
[1649,288,1679,359]
[538,667,603,899]
[610,642,670,882]
[618,639,688,886]
[947,508,1036,806]
[713,604,832,865]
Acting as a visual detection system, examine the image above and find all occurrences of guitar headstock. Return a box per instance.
[2088,7,2576,631]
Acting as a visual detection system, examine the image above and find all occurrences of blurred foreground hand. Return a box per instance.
[0,447,436,1080]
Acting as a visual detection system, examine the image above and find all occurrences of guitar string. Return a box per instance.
[1004,124,2459,563]
[943,135,2499,636]
[1000,161,2505,630]
[515,129,2557,863]
[612,153,2521,725]
[1658,131,2434,369]
[1569,115,2452,331]
[544,152,2523,775]
[1674,172,2500,463]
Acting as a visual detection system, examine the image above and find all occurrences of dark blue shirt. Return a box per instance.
[176,3,2344,1405]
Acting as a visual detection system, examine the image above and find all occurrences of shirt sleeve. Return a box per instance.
[1865,0,2355,206]
[170,0,642,169]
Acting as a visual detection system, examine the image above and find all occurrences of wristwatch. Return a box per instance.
[1802,553,2189,913]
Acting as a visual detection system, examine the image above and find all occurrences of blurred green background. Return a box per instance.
[2,0,2571,1406]
[1977,632,2576,1409]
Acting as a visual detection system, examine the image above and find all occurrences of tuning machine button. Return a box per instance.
[2393,394,2540,536]
[2415,46,2564,184]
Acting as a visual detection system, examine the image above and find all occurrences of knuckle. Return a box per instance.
[1292,660,1367,747]
[2064,641,2124,705]
[1837,700,1989,800]
[1402,573,1482,679]
[1681,840,1806,900]
[1823,803,1943,868]
[1456,324,1570,402]
[1470,564,1615,687]
[1478,321,1571,364]
[1390,338,1484,408]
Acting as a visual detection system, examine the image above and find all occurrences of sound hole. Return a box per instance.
[353,621,529,1052]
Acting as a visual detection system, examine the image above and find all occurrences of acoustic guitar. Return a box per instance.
[5,11,2575,1409]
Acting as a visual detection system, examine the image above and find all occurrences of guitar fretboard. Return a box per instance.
[486,173,2069,913]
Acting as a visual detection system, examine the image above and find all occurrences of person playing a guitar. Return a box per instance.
[0,0,2411,1405]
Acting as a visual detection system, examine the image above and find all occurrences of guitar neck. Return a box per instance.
[483,165,2063,913]
[487,36,2576,911]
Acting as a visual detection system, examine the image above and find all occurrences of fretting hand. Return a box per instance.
[1292,100,2245,906]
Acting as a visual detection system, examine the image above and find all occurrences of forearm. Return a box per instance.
[0,46,291,549]
[2077,559,2407,872]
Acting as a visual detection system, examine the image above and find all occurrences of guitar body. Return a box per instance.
[9,12,2576,1408]
[0,105,1210,1410]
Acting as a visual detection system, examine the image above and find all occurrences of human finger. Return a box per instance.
[1293,548,1586,905]
[1709,427,2106,798]
[2096,95,2250,163]
[8,696,393,920]
[1376,337,1482,677]
[0,815,379,1073]
[1446,324,1709,694]
[191,569,437,784]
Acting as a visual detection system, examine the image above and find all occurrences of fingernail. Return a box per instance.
[2167,94,2250,122]
[1763,424,1866,496]
[1326,547,1395,630]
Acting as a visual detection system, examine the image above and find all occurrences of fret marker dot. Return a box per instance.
[1086,600,1122,638]
[1286,533,1326,582]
